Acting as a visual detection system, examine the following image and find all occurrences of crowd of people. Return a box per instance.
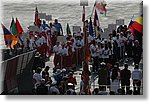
[31,17,143,95]
[5,19,63,60]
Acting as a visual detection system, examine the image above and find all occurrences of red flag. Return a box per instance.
[16,18,23,36]
[94,0,107,14]
[82,6,85,22]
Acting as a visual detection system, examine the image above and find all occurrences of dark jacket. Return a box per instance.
[120,69,131,84]
[98,68,108,85]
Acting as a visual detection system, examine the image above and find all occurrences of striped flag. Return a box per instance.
[128,15,143,35]
[1,24,13,41]
[94,10,100,38]
[132,15,143,33]
[16,17,23,37]
[128,15,143,45]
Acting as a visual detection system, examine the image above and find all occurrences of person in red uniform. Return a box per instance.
[67,72,77,90]
[65,41,73,68]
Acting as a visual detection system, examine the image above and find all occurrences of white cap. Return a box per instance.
[68,83,73,86]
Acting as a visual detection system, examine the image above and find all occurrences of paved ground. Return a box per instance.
[45,54,143,94]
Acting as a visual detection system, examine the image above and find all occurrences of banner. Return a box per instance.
[38,13,46,19]
[28,26,40,32]
[116,19,124,25]
[80,0,88,6]
[46,15,52,21]
[108,24,116,31]
[72,26,81,33]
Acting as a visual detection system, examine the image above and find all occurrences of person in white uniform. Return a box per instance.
[132,64,142,95]
[90,40,99,72]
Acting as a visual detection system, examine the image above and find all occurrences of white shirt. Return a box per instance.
[49,86,60,95]
[97,47,103,58]
[88,35,93,44]
[90,44,98,57]
[72,43,75,52]
[112,37,117,41]
[29,38,34,50]
[53,45,62,55]
[33,73,43,87]
[132,69,142,80]
[127,34,134,41]
[42,36,47,43]
[59,47,68,56]
[38,37,44,45]
[35,39,41,47]
[102,48,109,58]
[119,36,127,46]
[75,40,83,48]
[116,38,121,47]
[50,26,57,35]
[80,80,85,93]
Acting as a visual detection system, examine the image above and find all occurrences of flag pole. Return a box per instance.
[128,14,134,24]
[131,14,134,20]
[90,0,96,18]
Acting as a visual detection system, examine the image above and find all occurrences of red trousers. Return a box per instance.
[54,54,60,67]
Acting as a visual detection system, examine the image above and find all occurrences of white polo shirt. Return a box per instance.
[53,45,62,55]
[90,44,98,57]
[59,47,68,56]
[119,36,127,46]
[132,69,142,80]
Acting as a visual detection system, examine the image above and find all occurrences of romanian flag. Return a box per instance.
[66,23,71,35]
[16,17,23,37]
[1,24,13,42]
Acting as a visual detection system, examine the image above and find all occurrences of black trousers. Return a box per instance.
[133,80,141,95]
[92,56,99,72]
[121,80,130,94]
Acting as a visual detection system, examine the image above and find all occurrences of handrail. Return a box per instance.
[0,50,36,63]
